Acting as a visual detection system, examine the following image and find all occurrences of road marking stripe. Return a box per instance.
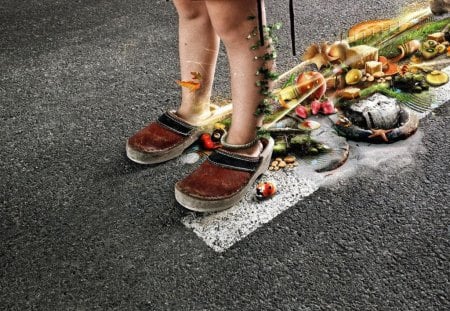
[182,171,319,252]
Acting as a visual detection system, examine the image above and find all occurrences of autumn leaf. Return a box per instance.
[176,80,201,92]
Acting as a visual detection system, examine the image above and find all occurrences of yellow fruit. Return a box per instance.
[345,69,363,85]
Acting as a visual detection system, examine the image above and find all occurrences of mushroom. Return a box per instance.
[425,70,449,86]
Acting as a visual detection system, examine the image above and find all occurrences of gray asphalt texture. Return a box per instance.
[1,0,449,310]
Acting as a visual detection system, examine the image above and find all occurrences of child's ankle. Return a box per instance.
[176,107,211,125]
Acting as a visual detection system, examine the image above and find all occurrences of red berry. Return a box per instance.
[311,100,321,115]
[295,105,308,119]
[321,100,336,115]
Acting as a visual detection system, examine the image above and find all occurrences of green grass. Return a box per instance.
[379,18,449,58]
[349,18,449,57]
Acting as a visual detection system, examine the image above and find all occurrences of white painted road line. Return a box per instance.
[182,171,319,253]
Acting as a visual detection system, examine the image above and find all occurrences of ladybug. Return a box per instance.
[256,181,277,200]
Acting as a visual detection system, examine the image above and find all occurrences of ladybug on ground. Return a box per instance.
[255,181,277,200]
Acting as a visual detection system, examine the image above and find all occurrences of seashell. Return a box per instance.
[390,40,421,62]
[326,40,350,62]
[398,40,421,56]
[298,120,321,131]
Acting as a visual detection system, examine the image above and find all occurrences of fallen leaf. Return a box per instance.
[176,80,201,92]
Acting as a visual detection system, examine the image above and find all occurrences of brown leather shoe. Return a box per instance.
[126,111,202,164]
[175,137,274,212]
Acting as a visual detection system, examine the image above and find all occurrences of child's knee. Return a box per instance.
[175,1,208,21]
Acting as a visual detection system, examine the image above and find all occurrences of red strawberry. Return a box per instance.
[321,99,336,115]
[311,99,321,115]
[295,105,308,119]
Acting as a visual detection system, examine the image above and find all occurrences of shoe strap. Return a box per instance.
[208,149,260,173]
[157,111,196,137]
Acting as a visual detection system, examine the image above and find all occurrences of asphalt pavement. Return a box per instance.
[1,0,449,310]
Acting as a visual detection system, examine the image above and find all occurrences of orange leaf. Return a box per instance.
[176,80,201,92]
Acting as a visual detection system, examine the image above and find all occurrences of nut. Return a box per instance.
[284,155,296,164]
[373,71,385,78]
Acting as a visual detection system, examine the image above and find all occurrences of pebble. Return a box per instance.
[180,152,201,164]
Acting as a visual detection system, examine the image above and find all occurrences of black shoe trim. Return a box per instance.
[208,149,260,173]
[157,112,195,136]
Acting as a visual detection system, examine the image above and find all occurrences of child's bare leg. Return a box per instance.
[173,0,220,124]
[205,0,272,156]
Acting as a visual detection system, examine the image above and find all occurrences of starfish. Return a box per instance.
[369,129,393,142]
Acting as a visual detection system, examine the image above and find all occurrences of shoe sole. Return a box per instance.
[174,137,274,213]
[126,132,201,165]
